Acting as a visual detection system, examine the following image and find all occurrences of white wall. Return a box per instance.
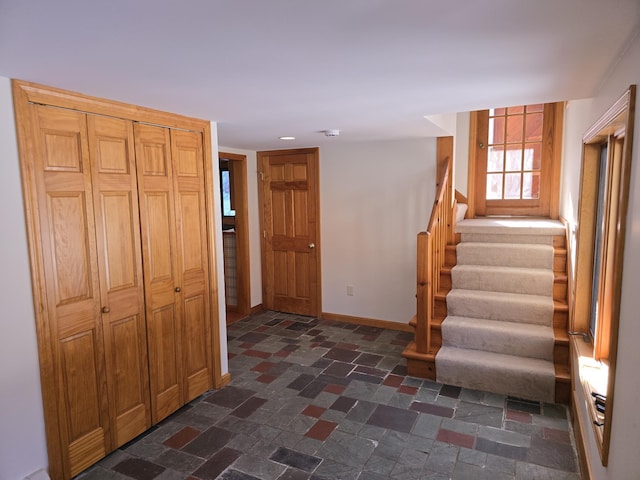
[320,139,437,323]
[560,32,640,479]
[0,76,49,479]
[218,146,263,308]
[209,124,229,376]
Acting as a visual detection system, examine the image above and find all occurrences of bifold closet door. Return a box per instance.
[87,115,151,447]
[171,129,214,401]
[134,123,184,423]
[134,124,214,423]
[30,105,110,476]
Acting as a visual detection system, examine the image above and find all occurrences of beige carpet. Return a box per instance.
[435,218,561,403]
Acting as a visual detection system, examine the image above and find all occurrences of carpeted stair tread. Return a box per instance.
[436,346,556,403]
[455,218,565,236]
[456,242,553,269]
[446,289,554,326]
[451,264,554,296]
[441,316,554,360]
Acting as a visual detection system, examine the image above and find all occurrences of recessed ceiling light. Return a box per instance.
[279,136,295,140]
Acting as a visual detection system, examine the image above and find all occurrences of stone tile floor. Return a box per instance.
[78,311,581,480]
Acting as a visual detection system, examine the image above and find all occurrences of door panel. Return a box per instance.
[259,149,320,316]
[88,115,151,447]
[135,123,183,423]
[32,105,110,477]
[171,129,213,401]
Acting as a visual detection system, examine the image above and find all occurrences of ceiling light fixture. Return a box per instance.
[279,136,295,140]
[323,129,340,137]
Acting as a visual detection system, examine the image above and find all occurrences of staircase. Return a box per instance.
[403,217,571,404]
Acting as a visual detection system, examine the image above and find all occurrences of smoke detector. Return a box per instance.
[323,129,340,137]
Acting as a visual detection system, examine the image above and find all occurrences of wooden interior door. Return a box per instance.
[87,115,151,447]
[31,105,110,477]
[171,129,213,401]
[258,148,321,316]
[470,103,563,218]
[134,123,184,423]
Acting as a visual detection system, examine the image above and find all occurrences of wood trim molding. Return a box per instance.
[216,373,232,389]
[13,80,210,131]
[466,111,479,218]
[571,389,593,480]
[321,312,414,332]
[250,303,265,315]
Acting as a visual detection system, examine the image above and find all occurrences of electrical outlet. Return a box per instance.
[347,284,354,296]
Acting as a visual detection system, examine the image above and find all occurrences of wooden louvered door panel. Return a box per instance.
[87,115,151,447]
[31,105,110,477]
[134,123,184,423]
[171,130,213,401]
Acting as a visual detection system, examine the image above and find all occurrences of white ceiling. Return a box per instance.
[1,0,638,150]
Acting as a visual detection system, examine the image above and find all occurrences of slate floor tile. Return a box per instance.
[78,311,580,480]
[270,447,322,472]
[205,386,256,409]
[113,458,166,480]
[366,404,418,433]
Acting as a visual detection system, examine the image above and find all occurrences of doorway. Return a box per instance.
[219,152,250,322]
[468,102,564,218]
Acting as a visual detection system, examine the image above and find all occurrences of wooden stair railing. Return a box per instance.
[403,136,455,378]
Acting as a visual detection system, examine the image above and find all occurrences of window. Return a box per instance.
[486,104,543,200]
[573,85,636,465]
[221,169,235,217]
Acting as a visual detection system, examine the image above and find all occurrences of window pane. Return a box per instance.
[505,147,522,172]
[486,174,503,199]
[489,116,505,144]
[506,115,523,143]
[523,172,540,199]
[526,103,544,113]
[525,113,543,142]
[487,146,504,172]
[524,143,542,170]
[504,173,521,199]
[507,105,525,114]
[222,170,235,216]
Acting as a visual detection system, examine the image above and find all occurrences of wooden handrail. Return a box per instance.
[414,137,454,354]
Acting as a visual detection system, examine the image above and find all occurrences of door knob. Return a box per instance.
[175,287,181,293]
[308,243,315,249]
[102,306,110,313]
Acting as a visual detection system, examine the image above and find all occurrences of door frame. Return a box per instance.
[218,151,251,316]
[257,147,322,317]
[467,103,564,218]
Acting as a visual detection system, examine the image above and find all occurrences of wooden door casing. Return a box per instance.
[87,115,151,447]
[31,105,110,477]
[258,148,321,317]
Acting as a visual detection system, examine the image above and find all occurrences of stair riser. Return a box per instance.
[436,349,556,403]
[441,319,554,361]
[447,294,553,326]
[452,267,554,296]
[457,243,554,270]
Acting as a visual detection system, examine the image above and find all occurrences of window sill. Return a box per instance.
[573,336,608,457]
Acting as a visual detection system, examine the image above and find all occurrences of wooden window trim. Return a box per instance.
[572,85,636,466]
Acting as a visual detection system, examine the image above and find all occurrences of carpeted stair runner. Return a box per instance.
[435,218,564,403]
